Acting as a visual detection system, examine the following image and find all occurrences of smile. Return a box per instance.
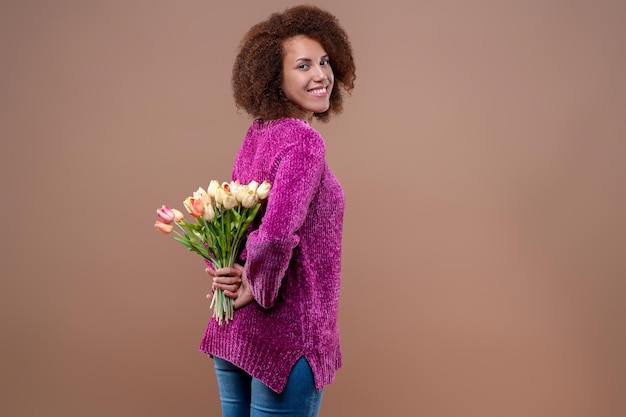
[308,87,329,96]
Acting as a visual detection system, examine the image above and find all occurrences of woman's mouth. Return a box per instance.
[308,87,329,96]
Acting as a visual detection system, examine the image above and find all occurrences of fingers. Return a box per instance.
[213,266,241,277]
[212,276,241,300]
[205,263,247,303]
[222,289,238,298]
[212,276,242,285]
[206,266,239,277]
[212,280,240,294]
[211,265,242,287]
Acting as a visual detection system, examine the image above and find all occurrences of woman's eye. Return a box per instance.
[320,59,330,66]
[298,64,309,70]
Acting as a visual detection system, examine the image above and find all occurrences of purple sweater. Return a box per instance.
[199,118,345,393]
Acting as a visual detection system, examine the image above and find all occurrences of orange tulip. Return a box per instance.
[183,197,205,218]
[154,220,173,234]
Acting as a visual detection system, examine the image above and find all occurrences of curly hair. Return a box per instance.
[231,5,356,122]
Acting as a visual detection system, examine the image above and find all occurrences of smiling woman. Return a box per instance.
[197,4,357,417]
[230,4,355,123]
[281,35,334,120]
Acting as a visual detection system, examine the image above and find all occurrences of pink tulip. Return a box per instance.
[154,220,173,234]
[156,205,175,224]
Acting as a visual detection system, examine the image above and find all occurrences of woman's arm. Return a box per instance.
[244,133,326,308]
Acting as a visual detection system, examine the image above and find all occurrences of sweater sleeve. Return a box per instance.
[244,130,325,309]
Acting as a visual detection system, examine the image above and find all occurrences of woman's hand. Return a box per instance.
[206,266,241,298]
[206,264,254,310]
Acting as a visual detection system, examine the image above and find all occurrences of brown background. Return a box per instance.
[2,0,625,416]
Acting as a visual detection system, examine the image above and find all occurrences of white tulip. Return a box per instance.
[256,181,271,200]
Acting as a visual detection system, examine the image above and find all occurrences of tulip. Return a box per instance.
[206,180,219,198]
[222,182,231,193]
[154,220,173,234]
[183,197,205,218]
[171,208,185,222]
[203,202,215,221]
[247,180,259,192]
[229,180,241,195]
[215,187,225,206]
[223,192,238,210]
[156,205,175,224]
[241,189,258,208]
[256,181,271,200]
[191,199,205,217]
[183,197,193,212]
[235,184,249,203]
[194,187,210,204]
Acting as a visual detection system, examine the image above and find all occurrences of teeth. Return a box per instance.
[310,88,327,94]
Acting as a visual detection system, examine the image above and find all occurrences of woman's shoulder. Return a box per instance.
[243,118,326,162]
[264,118,324,150]
[251,117,319,138]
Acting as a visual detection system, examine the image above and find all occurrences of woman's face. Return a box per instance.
[281,35,334,120]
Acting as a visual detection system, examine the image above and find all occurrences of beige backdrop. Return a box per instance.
[2,0,625,416]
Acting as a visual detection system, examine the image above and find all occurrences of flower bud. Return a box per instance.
[241,190,258,208]
[247,180,259,192]
[154,220,174,234]
[171,208,185,222]
[229,180,241,195]
[235,184,249,203]
[183,197,193,212]
[156,205,175,224]
[206,180,219,198]
[215,187,225,206]
[223,192,238,210]
[203,202,215,221]
[256,181,271,200]
[194,187,210,204]
[183,197,205,218]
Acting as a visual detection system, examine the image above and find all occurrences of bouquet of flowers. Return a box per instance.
[154,179,271,325]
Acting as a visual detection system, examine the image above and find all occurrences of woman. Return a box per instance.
[201,5,356,416]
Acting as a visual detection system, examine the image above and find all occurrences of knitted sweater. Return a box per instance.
[199,117,345,393]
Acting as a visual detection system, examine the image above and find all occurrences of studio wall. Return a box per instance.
[2,1,625,416]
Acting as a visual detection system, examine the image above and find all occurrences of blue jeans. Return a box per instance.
[213,356,324,417]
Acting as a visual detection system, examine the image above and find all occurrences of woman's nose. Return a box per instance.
[313,65,327,81]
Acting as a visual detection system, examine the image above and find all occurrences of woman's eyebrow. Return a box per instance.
[295,55,329,62]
